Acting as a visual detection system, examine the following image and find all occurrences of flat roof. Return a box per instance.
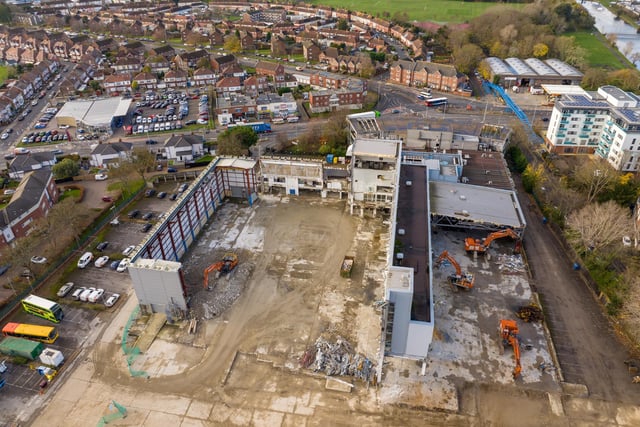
[56,97,132,127]
[216,157,257,169]
[352,138,399,158]
[540,84,588,96]
[430,181,525,229]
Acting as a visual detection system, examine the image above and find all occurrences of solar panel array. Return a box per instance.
[614,108,640,125]
[558,94,609,108]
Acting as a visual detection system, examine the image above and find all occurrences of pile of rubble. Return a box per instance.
[495,254,526,274]
[300,336,375,384]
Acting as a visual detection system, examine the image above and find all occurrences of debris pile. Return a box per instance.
[300,336,375,383]
[516,303,544,322]
[496,254,525,274]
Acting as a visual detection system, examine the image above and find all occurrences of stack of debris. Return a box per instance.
[496,254,525,274]
[516,303,544,322]
[300,336,375,384]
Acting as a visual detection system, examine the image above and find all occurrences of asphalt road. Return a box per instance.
[515,175,640,403]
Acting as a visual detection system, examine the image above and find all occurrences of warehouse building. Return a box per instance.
[55,97,131,132]
[481,57,583,89]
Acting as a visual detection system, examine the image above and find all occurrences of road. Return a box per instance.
[515,174,640,403]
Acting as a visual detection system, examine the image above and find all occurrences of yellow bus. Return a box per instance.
[1,322,59,344]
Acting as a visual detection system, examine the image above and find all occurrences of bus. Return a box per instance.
[21,295,64,323]
[425,97,448,107]
[2,322,59,344]
[417,91,432,100]
[227,122,272,133]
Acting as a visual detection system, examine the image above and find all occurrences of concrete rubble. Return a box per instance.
[300,336,375,384]
[495,254,526,274]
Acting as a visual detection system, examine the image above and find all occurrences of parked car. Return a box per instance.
[88,288,105,303]
[167,167,177,173]
[95,173,108,181]
[127,210,140,219]
[142,212,153,220]
[101,196,113,203]
[71,286,87,300]
[96,241,109,252]
[104,293,121,307]
[169,193,178,201]
[109,260,120,270]
[80,287,96,302]
[178,183,189,193]
[141,222,153,233]
[77,252,94,269]
[94,255,109,268]
[30,256,47,264]
[57,282,74,297]
[145,189,156,197]
[122,245,136,256]
[117,258,130,272]
[157,192,167,199]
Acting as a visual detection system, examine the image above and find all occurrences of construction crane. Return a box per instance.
[203,253,238,290]
[498,319,522,380]
[464,228,521,254]
[435,250,475,290]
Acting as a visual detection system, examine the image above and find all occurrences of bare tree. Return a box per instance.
[572,159,617,203]
[566,200,632,254]
[130,147,157,182]
[38,197,84,250]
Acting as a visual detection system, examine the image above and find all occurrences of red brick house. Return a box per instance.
[0,169,59,247]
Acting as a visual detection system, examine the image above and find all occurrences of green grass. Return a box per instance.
[59,188,81,201]
[568,31,629,69]
[0,65,11,86]
[308,0,522,23]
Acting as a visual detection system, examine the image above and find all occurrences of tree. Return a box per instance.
[582,68,608,90]
[571,159,616,204]
[533,43,549,58]
[566,201,632,254]
[52,158,80,179]
[224,35,241,53]
[452,43,484,75]
[337,18,349,31]
[521,164,546,194]
[217,126,258,156]
[38,197,84,250]
[131,81,139,91]
[129,147,157,182]
[196,57,211,69]
[8,233,38,272]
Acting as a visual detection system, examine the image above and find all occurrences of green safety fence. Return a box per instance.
[121,306,149,378]
[96,400,127,426]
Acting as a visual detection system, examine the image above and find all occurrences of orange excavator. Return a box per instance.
[435,250,475,290]
[203,253,238,290]
[498,319,522,380]
[464,228,521,254]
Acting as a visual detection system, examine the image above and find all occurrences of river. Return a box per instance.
[580,0,640,68]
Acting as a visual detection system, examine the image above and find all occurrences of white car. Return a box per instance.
[0,132,8,140]
[88,288,105,303]
[79,287,96,302]
[57,282,74,297]
[104,293,120,307]
[117,258,130,272]
[95,173,108,181]
[94,255,109,268]
[122,245,136,256]
[77,252,94,269]
[30,256,47,264]
[71,286,86,300]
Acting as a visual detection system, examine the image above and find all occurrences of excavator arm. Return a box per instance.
[435,250,475,290]
[203,262,224,289]
[204,253,239,290]
[499,319,522,380]
[511,336,522,379]
[465,228,521,254]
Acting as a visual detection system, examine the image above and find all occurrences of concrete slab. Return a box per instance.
[210,402,233,423]
[180,417,210,427]
[325,377,353,393]
[186,400,213,420]
[135,313,167,353]
[283,413,309,427]
[616,404,640,426]
[270,395,297,413]
[131,392,191,415]
[228,407,253,425]
[252,409,285,427]
[563,396,613,423]
[55,378,90,402]
[142,410,182,426]
[548,392,565,417]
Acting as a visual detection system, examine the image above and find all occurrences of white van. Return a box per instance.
[77,252,94,269]
[79,287,96,302]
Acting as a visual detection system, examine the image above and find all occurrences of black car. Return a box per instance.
[184,119,197,125]
[96,241,109,252]
[145,139,158,145]
[169,193,178,200]
[127,209,140,218]
[141,222,152,232]
[0,264,10,276]
[157,192,167,199]
[142,212,153,220]
[145,189,156,197]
